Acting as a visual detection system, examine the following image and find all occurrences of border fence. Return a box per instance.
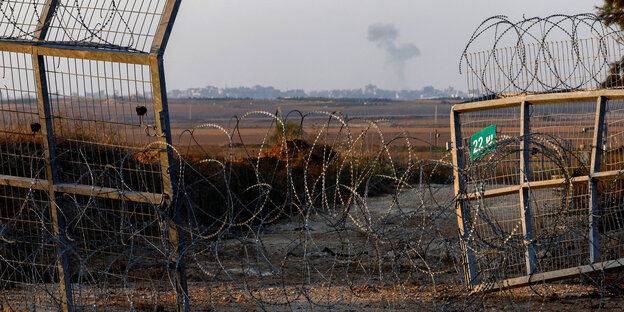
[0,0,184,310]
[452,91,624,290]
[455,14,624,291]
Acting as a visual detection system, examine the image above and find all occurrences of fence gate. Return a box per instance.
[452,91,624,290]
[455,16,624,291]
[0,0,185,310]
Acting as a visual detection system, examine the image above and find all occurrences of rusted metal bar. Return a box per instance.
[0,175,49,190]
[589,96,607,263]
[0,175,164,205]
[452,89,624,113]
[34,0,59,40]
[149,4,188,308]
[33,1,73,310]
[465,176,592,200]
[34,56,73,311]
[35,44,150,64]
[487,257,624,291]
[150,53,189,311]
[519,101,536,274]
[0,41,150,64]
[54,183,164,205]
[151,0,183,55]
[592,171,623,180]
[451,110,478,287]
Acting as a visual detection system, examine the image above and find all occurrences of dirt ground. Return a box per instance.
[2,186,624,311]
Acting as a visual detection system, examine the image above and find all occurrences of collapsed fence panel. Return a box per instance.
[452,91,624,290]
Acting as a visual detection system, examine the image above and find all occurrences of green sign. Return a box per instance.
[470,125,497,160]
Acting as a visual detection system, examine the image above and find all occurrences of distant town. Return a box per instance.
[167,84,471,100]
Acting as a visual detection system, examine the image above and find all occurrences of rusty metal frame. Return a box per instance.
[451,90,624,291]
[451,110,478,286]
[33,1,72,310]
[0,0,186,310]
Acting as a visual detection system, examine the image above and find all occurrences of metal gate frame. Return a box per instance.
[0,0,186,310]
[451,90,624,290]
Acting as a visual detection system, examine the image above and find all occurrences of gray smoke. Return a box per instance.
[367,23,420,86]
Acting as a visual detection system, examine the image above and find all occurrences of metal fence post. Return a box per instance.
[589,96,606,263]
[152,0,183,56]
[519,101,536,274]
[451,110,477,286]
[150,1,188,310]
[33,53,73,312]
[150,54,189,311]
[33,1,73,311]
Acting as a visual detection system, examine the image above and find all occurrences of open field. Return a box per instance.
[168,98,454,153]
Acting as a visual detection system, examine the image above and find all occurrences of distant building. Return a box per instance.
[168,84,468,100]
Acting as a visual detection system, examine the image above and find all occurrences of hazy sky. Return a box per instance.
[165,0,601,92]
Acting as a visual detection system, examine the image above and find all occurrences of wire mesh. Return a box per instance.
[460,106,521,191]
[0,0,167,52]
[528,101,596,182]
[467,193,526,281]
[44,56,164,193]
[599,100,624,264]
[599,179,624,262]
[0,51,45,180]
[453,97,624,294]
[0,0,179,309]
[47,0,167,52]
[0,51,62,310]
[530,184,590,274]
[602,99,624,171]
[63,195,174,309]
[461,14,624,98]
[0,187,64,311]
[0,0,46,40]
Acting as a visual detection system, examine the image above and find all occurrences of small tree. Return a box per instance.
[270,120,304,144]
[597,0,624,87]
[597,0,624,29]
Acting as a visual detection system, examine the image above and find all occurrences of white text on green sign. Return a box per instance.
[470,125,496,160]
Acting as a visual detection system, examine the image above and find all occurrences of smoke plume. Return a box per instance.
[367,23,420,86]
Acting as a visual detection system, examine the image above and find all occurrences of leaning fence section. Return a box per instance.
[452,90,624,290]
[0,0,184,310]
[456,14,624,290]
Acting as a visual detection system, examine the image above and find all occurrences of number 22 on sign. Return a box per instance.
[470,125,497,160]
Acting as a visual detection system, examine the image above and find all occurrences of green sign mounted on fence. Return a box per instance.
[470,125,497,160]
